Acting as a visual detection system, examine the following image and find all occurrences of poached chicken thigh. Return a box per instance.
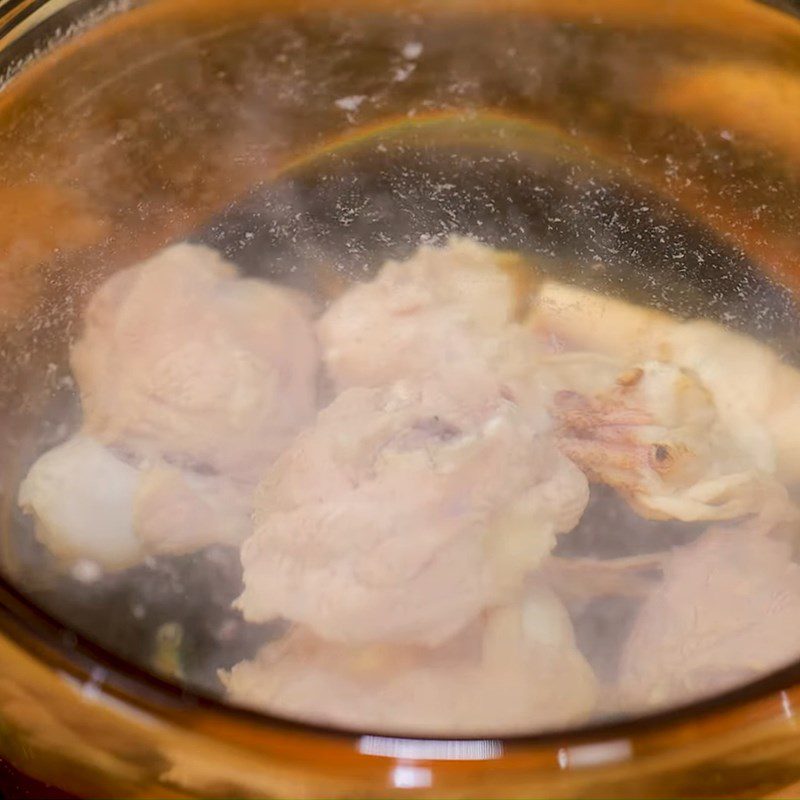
[317,237,553,420]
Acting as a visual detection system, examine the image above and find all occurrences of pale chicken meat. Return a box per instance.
[223,583,597,734]
[530,281,800,482]
[618,525,800,709]
[19,242,319,566]
[18,435,252,569]
[552,360,796,523]
[238,382,589,645]
[18,436,144,569]
[134,463,252,556]
[71,242,319,481]
[317,237,549,418]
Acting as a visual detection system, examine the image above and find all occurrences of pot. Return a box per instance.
[1,0,800,796]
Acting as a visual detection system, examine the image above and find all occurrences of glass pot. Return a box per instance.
[1,0,800,796]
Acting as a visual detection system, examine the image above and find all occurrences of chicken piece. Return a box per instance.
[238,382,589,646]
[71,243,319,481]
[317,237,547,411]
[553,360,795,523]
[530,282,676,363]
[18,436,144,569]
[618,525,800,710]
[531,281,800,482]
[23,242,313,566]
[223,582,597,735]
[18,435,252,569]
[134,464,252,556]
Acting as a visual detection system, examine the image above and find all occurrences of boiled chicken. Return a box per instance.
[237,382,589,646]
[552,360,796,523]
[18,436,143,569]
[134,463,252,556]
[317,237,552,418]
[223,582,597,734]
[18,435,252,569]
[20,242,319,567]
[530,281,800,482]
[71,242,319,481]
[617,524,800,710]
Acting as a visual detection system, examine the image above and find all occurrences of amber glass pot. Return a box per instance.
[1,0,800,796]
